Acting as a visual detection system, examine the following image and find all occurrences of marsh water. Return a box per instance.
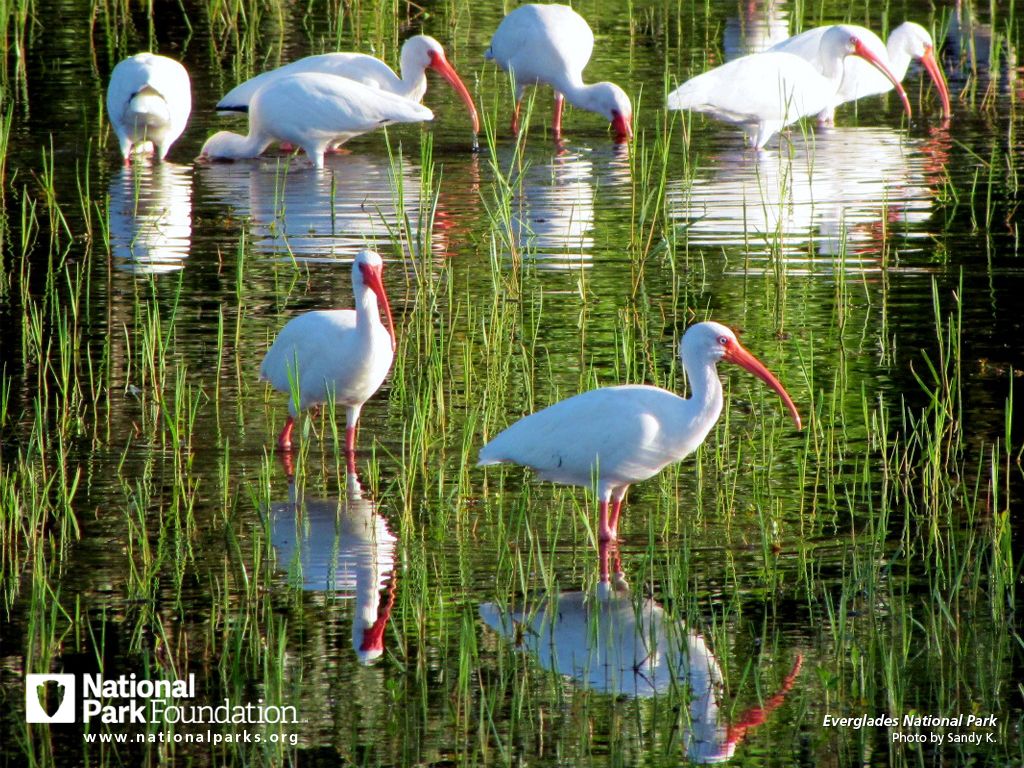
[1,0,1022,765]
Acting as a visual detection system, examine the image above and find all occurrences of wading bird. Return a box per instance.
[478,322,802,542]
[485,3,632,142]
[199,73,432,169]
[770,21,951,124]
[260,249,395,473]
[107,53,191,162]
[667,25,912,148]
[216,35,479,135]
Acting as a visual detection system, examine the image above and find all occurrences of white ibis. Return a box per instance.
[106,53,191,162]
[771,21,951,124]
[485,3,632,142]
[260,249,395,473]
[668,25,912,149]
[216,35,479,135]
[198,72,433,169]
[478,321,801,542]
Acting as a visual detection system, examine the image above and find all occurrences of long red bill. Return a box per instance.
[611,110,632,143]
[723,342,802,429]
[920,45,952,119]
[852,38,913,118]
[360,262,396,352]
[429,51,481,136]
[358,579,397,665]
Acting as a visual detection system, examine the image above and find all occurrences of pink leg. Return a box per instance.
[345,424,358,476]
[553,93,564,140]
[511,100,522,135]
[599,538,611,581]
[607,487,627,540]
[598,498,615,542]
[277,416,296,450]
[599,539,624,584]
[278,450,295,479]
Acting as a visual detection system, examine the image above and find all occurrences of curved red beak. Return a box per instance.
[358,579,397,665]
[920,45,952,119]
[611,110,632,143]
[723,341,802,429]
[428,50,480,135]
[852,37,913,118]
[359,262,396,352]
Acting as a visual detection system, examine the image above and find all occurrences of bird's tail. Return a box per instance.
[127,88,171,126]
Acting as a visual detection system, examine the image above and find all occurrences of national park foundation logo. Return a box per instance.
[23,672,298,727]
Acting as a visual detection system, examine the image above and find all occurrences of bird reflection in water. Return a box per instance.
[946,2,1018,99]
[668,127,947,267]
[480,542,802,762]
[270,483,397,665]
[504,143,630,269]
[108,162,193,274]
[947,1,994,76]
[197,152,421,260]
[723,1,791,61]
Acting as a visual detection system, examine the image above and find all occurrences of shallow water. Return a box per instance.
[1,0,1022,766]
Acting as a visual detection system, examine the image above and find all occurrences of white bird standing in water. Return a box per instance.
[478,322,802,543]
[106,53,191,162]
[216,35,479,135]
[770,21,951,124]
[199,73,433,169]
[260,249,395,473]
[668,25,912,148]
[485,3,633,142]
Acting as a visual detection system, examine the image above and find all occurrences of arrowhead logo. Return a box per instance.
[36,681,63,717]
[25,674,76,723]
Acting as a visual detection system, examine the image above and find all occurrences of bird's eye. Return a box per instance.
[718,336,730,346]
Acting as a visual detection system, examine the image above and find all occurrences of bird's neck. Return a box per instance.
[561,80,600,113]
[355,285,382,329]
[398,54,429,102]
[684,358,725,439]
[885,38,914,82]
[821,55,847,87]
[215,130,273,160]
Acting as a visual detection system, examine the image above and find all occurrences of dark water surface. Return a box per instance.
[1,0,1022,765]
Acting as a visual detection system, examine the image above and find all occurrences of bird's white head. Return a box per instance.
[822,26,913,118]
[402,35,446,71]
[196,130,250,162]
[403,35,480,134]
[892,22,951,118]
[892,22,934,58]
[353,249,396,351]
[586,82,633,142]
[681,321,802,429]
